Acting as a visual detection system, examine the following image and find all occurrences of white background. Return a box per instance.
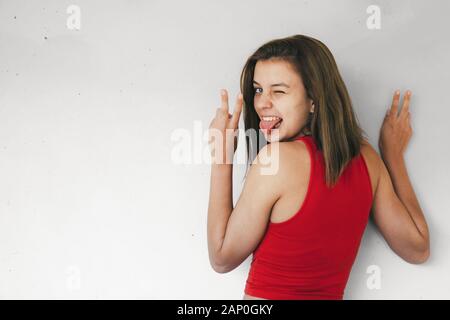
[0,0,449,299]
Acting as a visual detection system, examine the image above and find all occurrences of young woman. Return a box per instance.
[207,34,430,300]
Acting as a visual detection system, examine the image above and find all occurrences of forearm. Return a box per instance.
[382,154,430,245]
[207,164,233,266]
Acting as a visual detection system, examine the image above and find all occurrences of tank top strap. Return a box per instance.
[295,135,321,174]
[295,134,317,152]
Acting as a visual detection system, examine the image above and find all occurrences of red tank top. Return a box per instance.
[244,135,373,300]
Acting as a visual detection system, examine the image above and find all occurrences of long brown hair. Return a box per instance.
[240,34,369,188]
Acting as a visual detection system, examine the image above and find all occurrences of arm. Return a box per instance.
[371,90,430,264]
[207,89,240,272]
[208,88,277,273]
[207,143,288,273]
[382,154,429,247]
[207,163,234,272]
[371,151,430,264]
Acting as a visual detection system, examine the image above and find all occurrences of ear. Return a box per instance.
[309,99,315,113]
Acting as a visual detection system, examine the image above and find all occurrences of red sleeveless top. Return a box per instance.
[244,135,373,300]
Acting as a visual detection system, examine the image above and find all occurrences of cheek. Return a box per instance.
[283,109,309,130]
[284,106,307,122]
[253,96,263,110]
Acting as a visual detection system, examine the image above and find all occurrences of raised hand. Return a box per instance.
[208,89,243,164]
[379,90,413,160]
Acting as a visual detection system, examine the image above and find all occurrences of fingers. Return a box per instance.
[220,89,229,113]
[399,90,412,119]
[216,89,242,128]
[389,90,400,117]
[230,93,243,128]
[388,90,412,121]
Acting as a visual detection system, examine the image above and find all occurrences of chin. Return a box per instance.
[262,128,283,142]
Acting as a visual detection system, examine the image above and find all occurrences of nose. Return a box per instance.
[255,92,273,111]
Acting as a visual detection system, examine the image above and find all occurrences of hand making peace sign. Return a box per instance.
[208,89,243,164]
[379,90,413,161]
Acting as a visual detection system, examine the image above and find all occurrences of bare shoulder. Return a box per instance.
[360,138,382,197]
[254,141,306,167]
[360,138,381,165]
[241,142,298,220]
[252,141,307,190]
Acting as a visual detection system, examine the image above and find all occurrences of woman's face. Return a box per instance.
[253,58,314,143]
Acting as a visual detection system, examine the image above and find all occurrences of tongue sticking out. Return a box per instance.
[259,119,282,134]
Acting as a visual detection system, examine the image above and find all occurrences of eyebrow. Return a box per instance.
[253,80,290,88]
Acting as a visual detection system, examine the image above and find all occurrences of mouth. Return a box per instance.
[259,116,283,133]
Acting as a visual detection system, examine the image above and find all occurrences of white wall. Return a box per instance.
[0,0,448,299]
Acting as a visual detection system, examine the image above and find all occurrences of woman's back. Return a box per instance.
[244,134,378,300]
